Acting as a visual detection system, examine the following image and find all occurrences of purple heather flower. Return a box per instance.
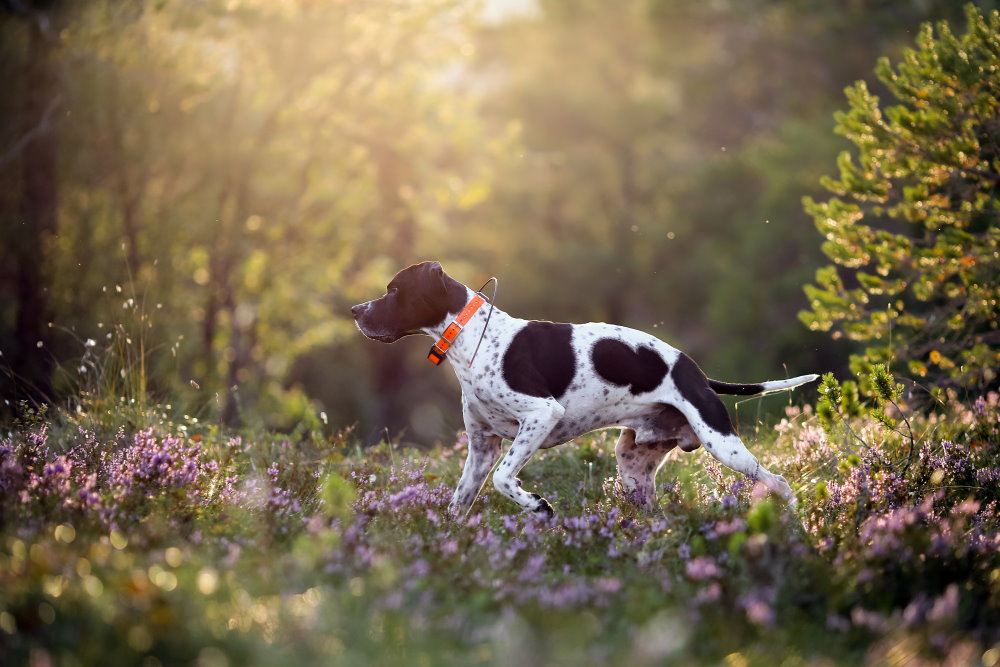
[850,607,887,633]
[694,582,721,604]
[714,518,746,536]
[685,557,720,580]
[744,600,775,626]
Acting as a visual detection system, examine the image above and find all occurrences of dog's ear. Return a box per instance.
[424,261,446,290]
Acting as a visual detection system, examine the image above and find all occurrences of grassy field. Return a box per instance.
[1,388,998,666]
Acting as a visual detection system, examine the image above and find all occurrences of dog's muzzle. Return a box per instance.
[352,302,402,343]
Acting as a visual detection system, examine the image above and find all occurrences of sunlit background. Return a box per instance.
[0,0,989,444]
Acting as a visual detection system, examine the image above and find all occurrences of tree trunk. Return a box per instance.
[110,106,143,273]
[365,344,413,441]
[366,141,417,442]
[220,298,254,428]
[13,17,60,402]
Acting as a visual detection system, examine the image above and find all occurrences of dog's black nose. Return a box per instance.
[351,304,364,318]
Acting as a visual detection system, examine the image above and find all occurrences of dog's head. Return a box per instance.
[352,261,468,343]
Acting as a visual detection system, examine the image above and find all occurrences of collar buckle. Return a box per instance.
[427,343,447,365]
[427,293,487,365]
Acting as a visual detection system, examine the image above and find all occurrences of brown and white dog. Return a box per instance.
[352,261,818,517]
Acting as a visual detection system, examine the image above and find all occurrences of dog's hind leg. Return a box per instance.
[449,427,502,517]
[671,396,797,507]
[614,428,675,507]
[666,357,797,507]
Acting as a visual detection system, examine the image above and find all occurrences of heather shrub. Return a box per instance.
[2,386,999,664]
[774,365,1000,658]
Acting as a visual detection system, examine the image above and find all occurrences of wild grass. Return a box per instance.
[1,380,998,665]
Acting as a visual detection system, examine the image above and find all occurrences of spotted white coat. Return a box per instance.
[353,262,818,517]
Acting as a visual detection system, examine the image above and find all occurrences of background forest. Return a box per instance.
[2,0,993,444]
[3,2,1000,665]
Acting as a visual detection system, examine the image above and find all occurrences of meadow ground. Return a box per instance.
[1,390,998,666]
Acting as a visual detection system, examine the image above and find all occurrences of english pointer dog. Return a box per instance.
[352,261,818,517]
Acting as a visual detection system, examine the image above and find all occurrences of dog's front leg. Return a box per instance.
[449,425,502,517]
[492,400,565,517]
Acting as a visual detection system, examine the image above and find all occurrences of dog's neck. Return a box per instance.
[421,285,511,370]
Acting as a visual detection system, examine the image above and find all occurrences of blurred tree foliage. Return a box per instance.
[0,0,995,441]
[465,0,989,391]
[1,0,499,430]
[802,4,999,397]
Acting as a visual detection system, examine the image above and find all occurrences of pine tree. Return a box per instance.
[801,3,1000,396]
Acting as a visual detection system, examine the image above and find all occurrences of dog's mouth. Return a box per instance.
[352,299,430,344]
[366,329,423,344]
[354,319,402,344]
[367,332,402,344]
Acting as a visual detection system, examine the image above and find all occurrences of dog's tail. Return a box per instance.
[708,374,819,396]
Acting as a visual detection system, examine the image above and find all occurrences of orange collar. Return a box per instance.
[427,293,488,365]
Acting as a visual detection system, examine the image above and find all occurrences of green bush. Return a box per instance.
[801,3,1000,395]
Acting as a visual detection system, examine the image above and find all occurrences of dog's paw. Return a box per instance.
[535,499,554,518]
[529,493,554,518]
